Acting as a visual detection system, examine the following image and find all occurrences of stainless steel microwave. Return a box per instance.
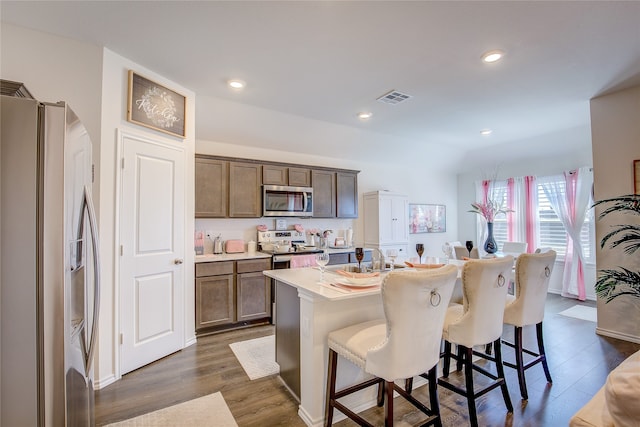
[263,185,313,217]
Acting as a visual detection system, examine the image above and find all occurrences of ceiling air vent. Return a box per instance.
[376,90,412,105]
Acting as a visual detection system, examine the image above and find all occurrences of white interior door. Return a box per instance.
[119,132,184,375]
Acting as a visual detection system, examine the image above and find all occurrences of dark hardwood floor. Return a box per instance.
[96,294,639,426]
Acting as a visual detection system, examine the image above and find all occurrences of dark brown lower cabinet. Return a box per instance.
[195,258,271,334]
[237,259,271,321]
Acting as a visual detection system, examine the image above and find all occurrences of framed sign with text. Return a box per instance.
[127,70,186,138]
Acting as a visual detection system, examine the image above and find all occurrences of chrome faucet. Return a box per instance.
[371,247,386,271]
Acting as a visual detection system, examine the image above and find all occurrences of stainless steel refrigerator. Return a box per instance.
[1,88,100,426]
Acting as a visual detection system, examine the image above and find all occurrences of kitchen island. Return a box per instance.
[264,266,385,426]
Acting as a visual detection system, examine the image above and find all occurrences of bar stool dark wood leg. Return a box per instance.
[494,338,514,413]
[442,341,452,377]
[514,326,528,400]
[325,349,338,427]
[463,346,478,427]
[537,322,553,383]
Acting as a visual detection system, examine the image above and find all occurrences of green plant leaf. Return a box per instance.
[595,267,640,303]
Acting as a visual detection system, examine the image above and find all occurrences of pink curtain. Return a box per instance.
[505,176,537,253]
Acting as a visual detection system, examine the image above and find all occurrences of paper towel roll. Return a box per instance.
[346,228,353,247]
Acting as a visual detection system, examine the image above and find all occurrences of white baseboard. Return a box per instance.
[596,327,640,344]
[95,373,117,390]
[184,335,197,348]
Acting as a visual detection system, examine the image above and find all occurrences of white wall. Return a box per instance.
[591,84,640,343]
[98,50,196,387]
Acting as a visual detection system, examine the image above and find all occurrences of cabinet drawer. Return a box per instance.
[237,258,271,274]
[196,261,234,277]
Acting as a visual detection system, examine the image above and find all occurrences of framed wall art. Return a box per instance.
[409,204,446,234]
[127,70,186,138]
[635,159,640,195]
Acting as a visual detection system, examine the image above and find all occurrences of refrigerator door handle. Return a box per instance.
[81,185,101,376]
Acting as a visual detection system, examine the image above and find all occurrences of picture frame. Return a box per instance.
[127,70,186,138]
[635,159,640,195]
[409,204,446,234]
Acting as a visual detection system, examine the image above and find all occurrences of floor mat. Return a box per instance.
[104,392,237,426]
[229,335,280,380]
[559,305,597,322]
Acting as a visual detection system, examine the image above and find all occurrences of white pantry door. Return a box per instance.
[119,132,184,375]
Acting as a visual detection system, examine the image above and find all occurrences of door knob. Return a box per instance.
[174,258,184,265]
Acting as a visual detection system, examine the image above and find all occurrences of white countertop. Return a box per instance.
[264,259,467,301]
[195,252,272,263]
[264,266,383,301]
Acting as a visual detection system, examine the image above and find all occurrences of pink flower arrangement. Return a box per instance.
[468,199,511,222]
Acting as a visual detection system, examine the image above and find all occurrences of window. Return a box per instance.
[484,176,594,262]
[537,177,594,262]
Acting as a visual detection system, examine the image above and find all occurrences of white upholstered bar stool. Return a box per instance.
[324,265,458,427]
[502,250,557,400]
[454,246,479,260]
[438,257,514,427]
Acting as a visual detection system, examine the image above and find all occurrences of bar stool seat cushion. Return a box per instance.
[327,319,386,370]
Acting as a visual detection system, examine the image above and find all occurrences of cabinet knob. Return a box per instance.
[174,258,184,265]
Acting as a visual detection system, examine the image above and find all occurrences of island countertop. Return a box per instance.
[263,266,383,301]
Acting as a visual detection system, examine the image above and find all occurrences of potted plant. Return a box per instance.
[593,194,640,302]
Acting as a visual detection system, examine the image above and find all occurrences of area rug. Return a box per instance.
[559,305,597,322]
[104,392,237,426]
[229,335,280,380]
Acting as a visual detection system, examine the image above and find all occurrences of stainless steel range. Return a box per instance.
[257,230,323,269]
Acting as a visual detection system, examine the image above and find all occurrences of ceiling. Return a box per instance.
[3,1,640,169]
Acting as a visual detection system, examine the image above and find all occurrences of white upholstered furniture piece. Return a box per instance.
[502,250,557,400]
[502,241,528,255]
[325,265,458,427]
[570,349,640,427]
[439,257,514,427]
[454,246,479,260]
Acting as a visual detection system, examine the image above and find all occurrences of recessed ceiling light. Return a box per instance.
[481,50,505,63]
[228,79,246,90]
[358,112,373,120]
[480,129,493,136]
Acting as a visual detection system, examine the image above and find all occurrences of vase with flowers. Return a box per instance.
[306,228,333,247]
[469,199,511,254]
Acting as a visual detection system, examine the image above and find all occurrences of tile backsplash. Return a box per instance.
[195,217,356,254]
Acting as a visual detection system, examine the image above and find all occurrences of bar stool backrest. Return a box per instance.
[448,257,513,348]
[366,265,458,381]
[504,250,557,327]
